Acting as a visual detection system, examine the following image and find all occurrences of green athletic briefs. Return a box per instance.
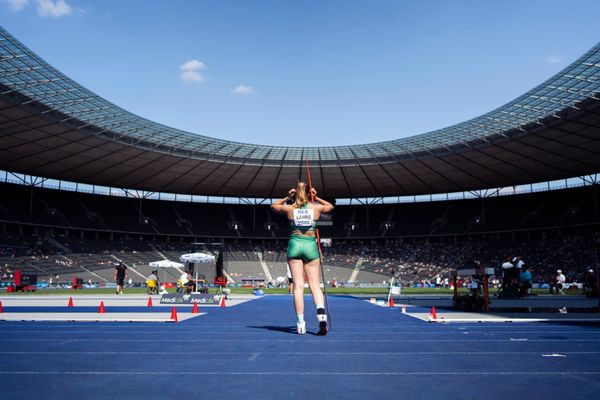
[287,234,320,262]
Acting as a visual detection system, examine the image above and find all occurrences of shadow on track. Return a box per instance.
[247,325,319,335]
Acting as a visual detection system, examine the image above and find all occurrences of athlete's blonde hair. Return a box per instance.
[294,181,309,208]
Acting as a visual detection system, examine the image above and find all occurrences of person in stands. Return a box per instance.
[271,181,334,335]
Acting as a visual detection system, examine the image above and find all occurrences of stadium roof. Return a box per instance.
[1,25,600,198]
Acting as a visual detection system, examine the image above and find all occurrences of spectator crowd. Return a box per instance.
[1,232,598,288]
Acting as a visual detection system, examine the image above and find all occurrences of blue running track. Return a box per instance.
[1,295,600,400]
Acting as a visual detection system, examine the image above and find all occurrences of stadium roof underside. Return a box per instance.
[1,26,600,198]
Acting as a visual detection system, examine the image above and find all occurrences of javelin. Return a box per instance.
[305,159,332,331]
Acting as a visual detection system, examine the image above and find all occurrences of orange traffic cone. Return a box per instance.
[389,297,395,308]
[429,306,437,321]
[98,301,105,314]
[0,300,3,313]
[67,297,74,307]
[191,302,199,314]
[220,296,226,307]
[147,297,153,307]
[170,306,178,322]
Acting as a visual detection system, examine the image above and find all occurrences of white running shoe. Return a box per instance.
[296,321,306,335]
[317,314,327,336]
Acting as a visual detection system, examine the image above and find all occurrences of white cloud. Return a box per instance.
[6,0,28,12]
[180,59,205,72]
[232,84,255,94]
[545,55,564,64]
[179,59,206,83]
[36,0,72,18]
[180,70,205,82]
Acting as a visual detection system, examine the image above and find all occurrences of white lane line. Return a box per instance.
[447,326,600,329]
[481,332,600,335]
[0,318,179,323]
[429,318,600,323]
[0,351,598,356]
[542,354,567,358]
[247,352,260,361]
[0,371,599,376]
[1,330,599,335]
[0,323,588,329]
[1,338,599,342]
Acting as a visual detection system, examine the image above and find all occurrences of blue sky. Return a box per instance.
[2,0,600,147]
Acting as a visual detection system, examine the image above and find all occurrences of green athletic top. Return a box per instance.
[288,202,317,232]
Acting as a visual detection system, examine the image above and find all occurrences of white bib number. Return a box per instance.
[293,208,314,227]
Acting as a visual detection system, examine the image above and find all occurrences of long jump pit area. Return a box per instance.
[0,293,255,322]
[375,294,600,323]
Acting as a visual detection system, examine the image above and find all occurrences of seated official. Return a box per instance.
[549,270,566,295]
[584,269,598,298]
[468,277,480,297]
[519,265,533,296]
[179,270,196,293]
[501,258,514,290]
[146,270,159,294]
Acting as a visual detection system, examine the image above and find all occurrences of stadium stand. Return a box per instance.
[1,181,598,239]
[1,180,598,287]
[2,233,597,288]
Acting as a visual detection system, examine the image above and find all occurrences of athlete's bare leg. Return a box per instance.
[304,258,324,307]
[288,259,305,315]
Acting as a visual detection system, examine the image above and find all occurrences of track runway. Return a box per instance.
[1,295,599,399]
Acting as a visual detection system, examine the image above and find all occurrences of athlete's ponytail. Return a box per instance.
[294,181,308,208]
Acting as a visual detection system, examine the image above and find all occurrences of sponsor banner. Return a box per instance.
[160,293,222,305]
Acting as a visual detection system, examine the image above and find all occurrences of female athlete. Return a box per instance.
[271,181,334,335]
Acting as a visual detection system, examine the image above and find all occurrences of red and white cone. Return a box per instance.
[428,306,437,322]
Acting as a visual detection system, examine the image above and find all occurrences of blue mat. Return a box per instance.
[1,295,599,400]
